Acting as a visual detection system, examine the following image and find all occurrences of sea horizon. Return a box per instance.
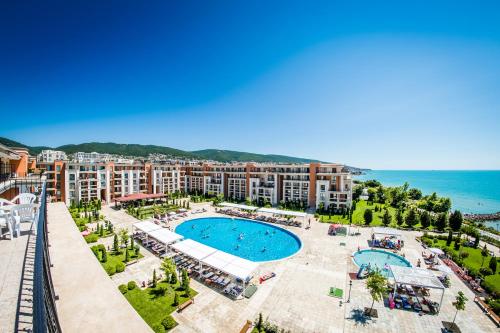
[355,170,500,215]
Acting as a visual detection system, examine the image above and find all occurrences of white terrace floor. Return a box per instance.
[100,204,498,333]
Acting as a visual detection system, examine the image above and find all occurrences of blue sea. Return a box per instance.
[356,170,500,214]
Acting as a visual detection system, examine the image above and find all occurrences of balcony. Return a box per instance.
[0,179,62,332]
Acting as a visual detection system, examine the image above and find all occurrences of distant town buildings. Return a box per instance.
[37,150,68,163]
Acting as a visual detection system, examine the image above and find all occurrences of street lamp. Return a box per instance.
[346,280,353,303]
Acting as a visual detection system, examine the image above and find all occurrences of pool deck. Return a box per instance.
[100,204,498,333]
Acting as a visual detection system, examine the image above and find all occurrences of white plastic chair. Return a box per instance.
[10,204,37,237]
[0,210,14,240]
[12,193,36,205]
[0,198,14,206]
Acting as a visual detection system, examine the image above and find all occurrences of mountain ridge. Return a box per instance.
[0,137,323,164]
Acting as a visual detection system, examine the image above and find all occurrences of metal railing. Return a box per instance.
[33,181,62,333]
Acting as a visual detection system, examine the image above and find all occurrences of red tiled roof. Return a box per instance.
[114,193,165,202]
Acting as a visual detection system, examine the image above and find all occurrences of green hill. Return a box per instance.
[0,137,323,163]
[192,149,321,163]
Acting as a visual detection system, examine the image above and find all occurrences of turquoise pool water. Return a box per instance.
[175,217,302,262]
[353,249,411,277]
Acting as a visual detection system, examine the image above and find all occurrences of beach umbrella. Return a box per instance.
[428,248,444,255]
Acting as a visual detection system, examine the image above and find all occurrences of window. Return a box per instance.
[320,185,326,191]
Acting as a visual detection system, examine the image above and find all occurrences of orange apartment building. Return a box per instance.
[1,144,352,210]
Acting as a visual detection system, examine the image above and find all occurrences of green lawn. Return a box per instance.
[318,200,437,230]
[422,238,499,294]
[123,281,197,331]
[95,248,144,275]
[318,200,396,226]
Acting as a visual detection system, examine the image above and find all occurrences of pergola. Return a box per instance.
[389,265,446,313]
[170,239,217,262]
[220,202,258,211]
[133,220,162,233]
[257,207,307,219]
[148,228,183,246]
[114,193,166,206]
[371,227,403,239]
[202,250,259,283]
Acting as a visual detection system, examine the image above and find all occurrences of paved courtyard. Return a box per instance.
[100,204,498,333]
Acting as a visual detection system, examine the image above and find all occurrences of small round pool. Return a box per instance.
[175,217,302,262]
[353,249,411,277]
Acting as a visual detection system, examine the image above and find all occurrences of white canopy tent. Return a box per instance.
[202,250,259,282]
[148,228,183,246]
[257,207,307,218]
[371,227,402,238]
[133,220,162,233]
[389,265,446,313]
[220,202,258,211]
[170,239,218,261]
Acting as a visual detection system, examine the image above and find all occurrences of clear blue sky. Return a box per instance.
[1,0,499,169]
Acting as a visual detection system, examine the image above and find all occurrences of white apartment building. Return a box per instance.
[151,165,182,194]
[37,150,67,162]
[73,152,113,163]
[315,165,352,210]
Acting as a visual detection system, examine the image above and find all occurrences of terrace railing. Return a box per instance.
[32,181,62,333]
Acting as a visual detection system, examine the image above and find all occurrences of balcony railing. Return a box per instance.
[33,181,62,333]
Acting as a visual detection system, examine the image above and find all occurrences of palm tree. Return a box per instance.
[365,270,387,316]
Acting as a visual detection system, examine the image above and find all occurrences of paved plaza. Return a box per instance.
[100,204,499,333]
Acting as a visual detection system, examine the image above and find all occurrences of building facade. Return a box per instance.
[5,153,352,210]
[37,150,67,163]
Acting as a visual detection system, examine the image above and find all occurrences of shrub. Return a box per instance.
[115,262,126,273]
[127,281,137,290]
[118,284,128,294]
[84,233,99,243]
[90,245,100,258]
[459,252,469,259]
[480,267,493,276]
[488,298,500,316]
[433,238,438,244]
[152,323,166,333]
[161,315,177,330]
[105,265,116,276]
[468,267,479,279]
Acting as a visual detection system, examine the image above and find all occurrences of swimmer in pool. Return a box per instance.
[261,247,266,252]
[192,224,196,229]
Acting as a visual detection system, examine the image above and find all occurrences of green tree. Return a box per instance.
[170,270,178,284]
[449,210,463,232]
[113,234,119,253]
[408,188,422,200]
[365,270,388,316]
[173,293,179,306]
[481,244,489,267]
[420,211,431,229]
[152,269,157,288]
[160,257,176,282]
[255,313,263,331]
[452,291,468,326]
[446,230,453,246]
[405,209,418,229]
[119,228,129,247]
[363,209,373,226]
[395,209,404,226]
[435,212,448,231]
[130,236,134,250]
[101,248,107,263]
[473,232,480,248]
[489,256,497,273]
[125,242,130,262]
[382,209,391,227]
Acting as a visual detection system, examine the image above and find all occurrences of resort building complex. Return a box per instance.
[2,151,353,210]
